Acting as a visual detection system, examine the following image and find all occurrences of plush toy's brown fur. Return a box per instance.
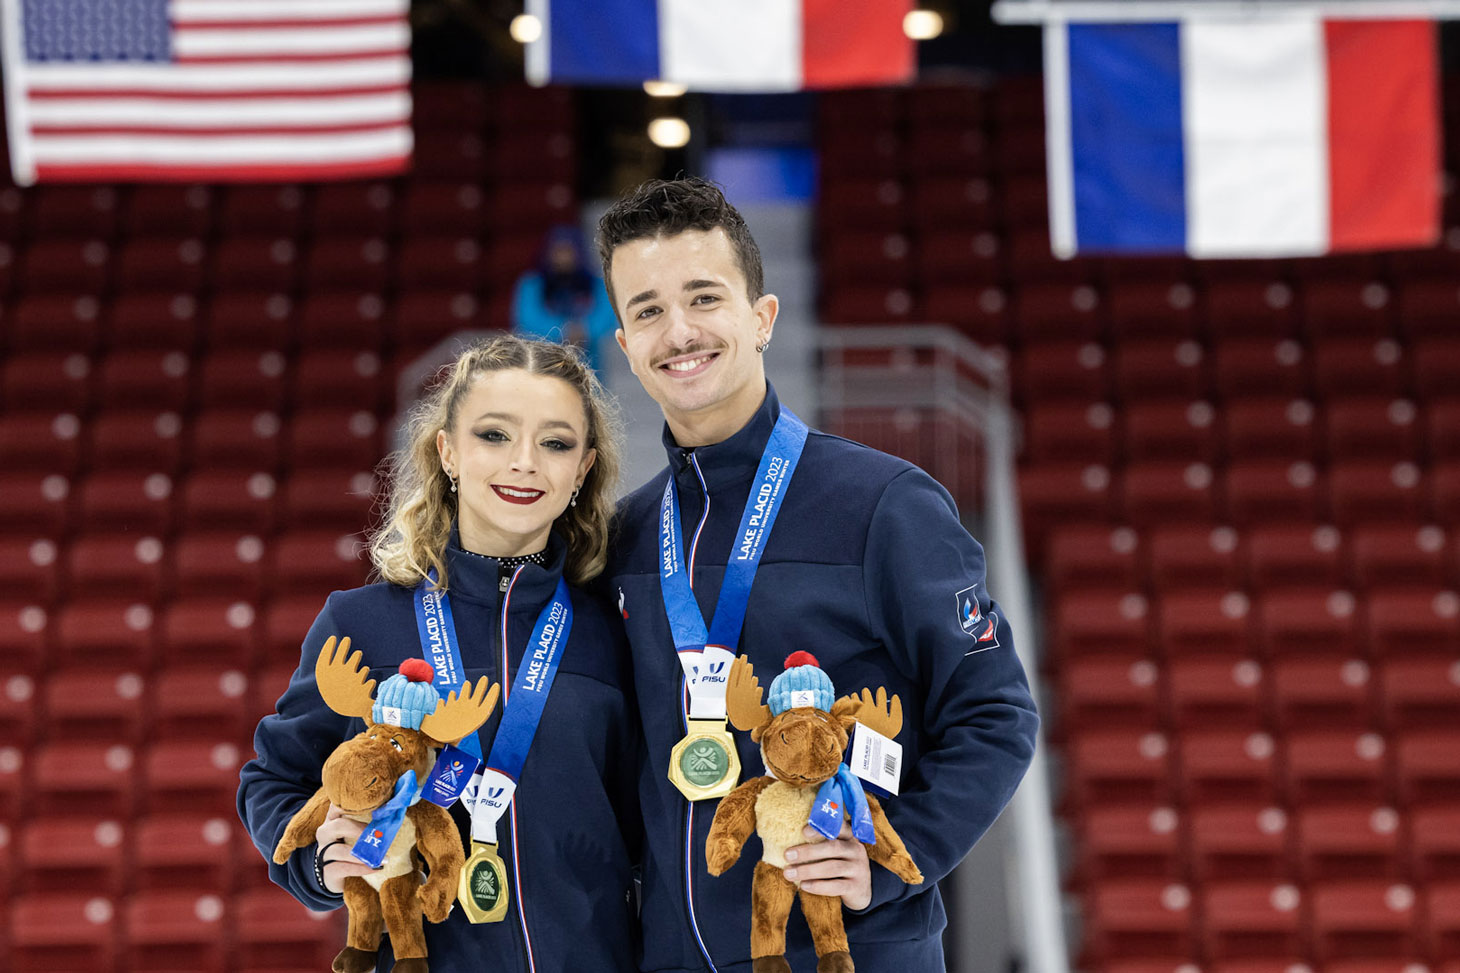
[706,655,923,973]
[273,637,500,973]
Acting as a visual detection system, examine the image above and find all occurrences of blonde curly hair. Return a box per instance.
[369,334,622,589]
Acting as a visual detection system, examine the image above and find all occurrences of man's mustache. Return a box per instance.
[651,343,726,368]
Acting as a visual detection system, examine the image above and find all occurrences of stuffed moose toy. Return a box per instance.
[274,636,500,973]
[706,652,924,973]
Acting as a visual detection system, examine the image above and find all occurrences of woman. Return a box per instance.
[238,335,639,973]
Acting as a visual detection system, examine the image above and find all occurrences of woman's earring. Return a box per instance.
[446,469,457,493]
[570,486,579,508]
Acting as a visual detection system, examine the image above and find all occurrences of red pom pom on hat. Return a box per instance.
[783,650,819,670]
[399,659,434,683]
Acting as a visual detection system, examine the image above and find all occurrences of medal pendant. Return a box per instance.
[458,841,510,923]
[667,719,741,802]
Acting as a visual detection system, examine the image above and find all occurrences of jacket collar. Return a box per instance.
[442,523,568,608]
[662,382,781,492]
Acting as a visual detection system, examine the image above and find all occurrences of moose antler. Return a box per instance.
[833,685,904,740]
[419,675,500,745]
[315,636,377,720]
[725,655,771,732]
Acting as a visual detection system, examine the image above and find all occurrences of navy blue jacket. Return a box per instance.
[238,532,640,973]
[607,384,1039,973]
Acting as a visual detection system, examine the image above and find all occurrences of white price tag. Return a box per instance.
[850,721,902,796]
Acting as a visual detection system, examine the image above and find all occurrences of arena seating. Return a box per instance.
[817,76,1460,973]
[0,81,576,972]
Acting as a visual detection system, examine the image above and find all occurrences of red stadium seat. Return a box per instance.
[114,236,208,292]
[188,409,283,471]
[1212,339,1310,399]
[1188,805,1291,882]
[1011,283,1104,342]
[1284,730,1391,805]
[1312,339,1409,399]
[392,290,485,352]
[212,236,300,292]
[1427,882,1460,961]
[18,817,127,895]
[297,291,388,351]
[260,596,323,666]
[908,176,996,231]
[133,814,236,892]
[0,473,72,535]
[219,184,305,236]
[1,351,93,412]
[1255,589,1362,658]
[1074,804,1184,884]
[178,470,279,533]
[1395,730,1460,806]
[1124,401,1220,463]
[1205,279,1297,338]
[75,470,174,534]
[142,740,246,816]
[906,127,992,178]
[915,230,1004,286]
[1432,462,1460,523]
[1147,525,1244,590]
[1309,881,1420,962]
[268,531,371,594]
[1428,399,1460,461]
[0,412,82,474]
[1022,402,1116,464]
[1177,729,1281,805]
[54,598,155,668]
[233,884,344,973]
[1300,280,1396,339]
[822,231,915,288]
[1080,880,1196,962]
[1016,341,1111,402]
[1270,657,1374,730]
[313,181,396,236]
[206,291,294,350]
[1409,338,1460,400]
[1064,729,1174,807]
[105,293,200,354]
[20,239,110,293]
[1224,398,1320,461]
[278,470,378,531]
[1058,657,1163,732]
[1364,588,1460,657]
[96,349,192,411]
[8,294,102,353]
[42,667,146,742]
[1045,524,1141,590]
[0,602,50,675]
[304,237,390,293]
[292,350,385,411]
[1378,658,1460,730]
[1294,805,1403,882]
[396,235,484,290]
[1155,590,1252,658]
[1106,281,1200,341]
[1019,463,1118,539]
[153,666,252,744]
[0,538,59,604]
[1349,524,1448,587]
[1047,590,1151,660]
[285,409,385,473]
[1224,461,1323,525]
[1409,807,1460,882]
[1245,524,1345,589]
[411,130,488,181]
[31,741,138,817]
[8,892,119,973]
[122,889,227,973]
[1201,882,1307,960]
[1324,397,1421,463]
[29,185,119,236]
[399,182,484,236]
[156,597,258,667]
[1120,461,1219,527]
[1112,339,1207,400]
[65,534,166,601]
[87,410,184,471]
[171,532,268,599]
[1166,657,1265,728]
[124,184,213,237]
[196,349,288,412]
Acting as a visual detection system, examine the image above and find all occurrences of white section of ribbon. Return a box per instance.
[1182,16,1330,257]
[683,645,737,720]
[658,0,801,92]
[462,768,517,845]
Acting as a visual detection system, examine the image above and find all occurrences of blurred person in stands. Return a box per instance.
[597,177,1039,973]
[238,334,639,973]
[512,224,618,377]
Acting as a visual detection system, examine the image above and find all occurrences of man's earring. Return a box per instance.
[755,338,769,353]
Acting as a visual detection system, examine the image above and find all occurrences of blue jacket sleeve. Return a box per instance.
[236,595,356,911]
[853,468,1039,912]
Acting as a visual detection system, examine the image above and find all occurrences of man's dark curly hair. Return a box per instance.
[595,177,764,311]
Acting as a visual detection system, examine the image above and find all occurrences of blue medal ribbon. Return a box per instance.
[485,576,573,781]
[808,764,876,845]
[351,769,423,867]
[659,410,809,698]
[413,573,481,762]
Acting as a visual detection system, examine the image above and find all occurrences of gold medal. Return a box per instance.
[667,719,741,801]
[458,841,510,923]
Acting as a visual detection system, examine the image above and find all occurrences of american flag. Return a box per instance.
[0,0,412,184]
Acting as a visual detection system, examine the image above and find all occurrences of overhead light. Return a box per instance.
[510,14,543,44]
[903,9,944,40]
[648,117,691,149]
[643,80,688,98]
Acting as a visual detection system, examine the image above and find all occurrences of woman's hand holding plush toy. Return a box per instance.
[314,803,374,894]
[783,822,873,911]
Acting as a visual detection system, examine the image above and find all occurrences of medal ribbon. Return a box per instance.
[808,764,876,845]
[659,410,809,719]
[413,573,482,762]
[465,573,573,844]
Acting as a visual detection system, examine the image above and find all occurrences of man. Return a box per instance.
[599,177,1038,973]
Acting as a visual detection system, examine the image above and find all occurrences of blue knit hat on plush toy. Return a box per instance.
[767,651,834,715]
[372,659,442,730]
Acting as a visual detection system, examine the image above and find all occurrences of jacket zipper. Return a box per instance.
[681,456,718,973]
[499,568,535,973]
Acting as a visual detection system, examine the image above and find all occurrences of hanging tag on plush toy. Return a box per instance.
[352,769,423,868]
[421,744,482,808]
[849,721,903,798]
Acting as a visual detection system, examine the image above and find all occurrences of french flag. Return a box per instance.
[1046,18,1441,258]
[524,0,913,91]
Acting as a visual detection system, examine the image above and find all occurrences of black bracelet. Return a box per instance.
[315,838,349,892]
